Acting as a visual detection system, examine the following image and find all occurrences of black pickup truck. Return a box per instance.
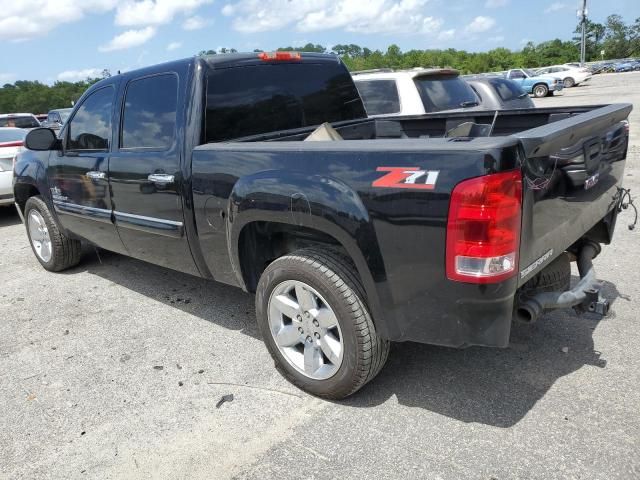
[14,52,632,399]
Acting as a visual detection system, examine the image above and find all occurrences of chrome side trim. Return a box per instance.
[114,210,184,238]
[53,200,112,224]
[51,200,184,238]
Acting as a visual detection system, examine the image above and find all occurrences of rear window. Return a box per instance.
[488,78,527,102]
[205,63,366,142]
[413,75,479,112]
[0,116,40,128]
[0,129,26,142]
[354,80,400,115]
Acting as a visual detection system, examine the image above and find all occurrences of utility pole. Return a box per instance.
[578,0,588,66]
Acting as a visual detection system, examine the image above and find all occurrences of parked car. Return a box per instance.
[0,113,41,129]
[464,76,535,110]
[43,108,73,131]
[15,52,631,399]
[504,69,564,98]
[534,65,592,88]
[35,114,48,124]
[0,128,26,206]
[613,61,636,73]
[353,68,483,117]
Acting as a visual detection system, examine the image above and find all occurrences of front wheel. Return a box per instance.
[563,77,575,88]
[255,248,389,399]
[533,84,549,98]
[24,196,81,272]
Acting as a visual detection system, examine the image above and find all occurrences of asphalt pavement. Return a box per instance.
[1,72,639,480]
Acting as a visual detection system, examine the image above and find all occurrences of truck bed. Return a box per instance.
[192,103,630,347]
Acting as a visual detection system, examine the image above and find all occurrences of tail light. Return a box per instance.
[258,51,301,62]
[446,170,522,283]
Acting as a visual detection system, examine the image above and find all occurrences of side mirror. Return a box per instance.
[25,128,59,151]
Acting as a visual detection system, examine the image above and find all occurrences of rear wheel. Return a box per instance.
[255,248,389,399]
[24,196,81,272]
[533,84,549,98]
[563,77,576,88]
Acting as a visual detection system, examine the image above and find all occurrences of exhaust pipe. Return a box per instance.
[516,241,602,324]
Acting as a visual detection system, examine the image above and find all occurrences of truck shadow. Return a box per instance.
[0,206,21,227]
[73,252,628,428]
[75,248,260,340]
[347,276,629,427]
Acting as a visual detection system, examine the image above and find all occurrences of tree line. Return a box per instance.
[2,14,638,115]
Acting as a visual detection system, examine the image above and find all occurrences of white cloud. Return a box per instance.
[0,0,119,41]
[487,35,505,42]
[182,15,210,30]
[465,16,496,33]
[166,41,182,51]
[437,29,455,41]
[57,68,104,81]
[544,2,566,13]
[99,26,156,52]
[0,72,16,83]
[485,0,508,7]
[114,0,214,26]
[222,0,447,36]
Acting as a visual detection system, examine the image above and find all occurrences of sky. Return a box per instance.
[1,0,638,84]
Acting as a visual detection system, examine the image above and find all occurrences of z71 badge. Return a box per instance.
[372,167,439,190]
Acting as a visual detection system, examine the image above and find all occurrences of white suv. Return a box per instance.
[535,65,592,88]
[353,68,483,117]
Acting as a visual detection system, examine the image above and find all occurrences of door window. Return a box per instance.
[121,74,178,150]
[354,80,401,115]
[509,70,525,79]
[67,87,114,151]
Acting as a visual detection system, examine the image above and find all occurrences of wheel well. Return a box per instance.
[14,183,40,213]
[533,82,547,90]
[238,221,346,293]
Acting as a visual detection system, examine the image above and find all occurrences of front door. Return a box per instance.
[48,84,126,254]
[108,71,198,275]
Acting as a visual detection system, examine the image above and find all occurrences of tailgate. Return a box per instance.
[515,103,632,286]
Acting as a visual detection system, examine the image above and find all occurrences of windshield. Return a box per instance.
[205,63,366,142]
[58,110,72,123]
[0,116,40,128]
[0,129,27,142]
[488,78,529,102]
[524,69,539,77]
[413,75,479,112]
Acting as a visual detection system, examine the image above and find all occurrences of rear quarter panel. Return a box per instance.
[192,139,521,346]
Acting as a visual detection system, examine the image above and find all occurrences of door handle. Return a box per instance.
[86,171,106,180]
[147,174,175,185]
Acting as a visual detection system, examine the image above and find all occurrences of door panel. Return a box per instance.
[109,71,198,275]
[49,85,126,254]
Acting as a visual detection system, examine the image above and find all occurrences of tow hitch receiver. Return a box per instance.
[577,286,610,317]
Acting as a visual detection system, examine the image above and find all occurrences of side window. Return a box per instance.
[67,87,114,151]
[510,70,525,79]
[121,74,178,149]
[354,80,401,115]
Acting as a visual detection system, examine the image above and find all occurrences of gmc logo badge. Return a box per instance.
[372,167,440,190]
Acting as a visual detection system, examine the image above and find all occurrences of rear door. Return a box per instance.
[108,69,198,275]
[48,83,126,254]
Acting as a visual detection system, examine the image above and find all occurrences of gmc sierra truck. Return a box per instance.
[14,52,632,399]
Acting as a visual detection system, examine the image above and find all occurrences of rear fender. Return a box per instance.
[228,170,391,336]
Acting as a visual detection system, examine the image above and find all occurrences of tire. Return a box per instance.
[563,77,575,88]
[533,84,549,98]
[255,248,389,399]
[522,252,571,296]
[24,196,81,272]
